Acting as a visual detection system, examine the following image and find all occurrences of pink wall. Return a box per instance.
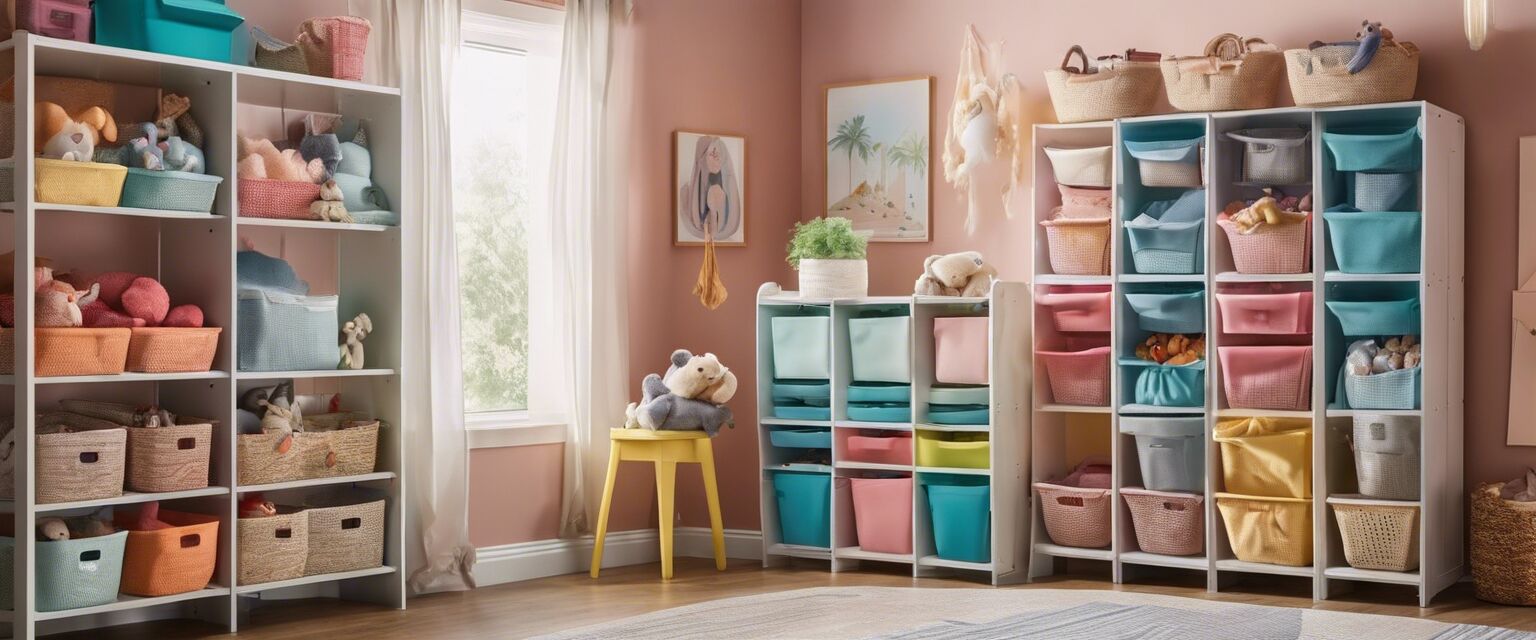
[468,445,564,547]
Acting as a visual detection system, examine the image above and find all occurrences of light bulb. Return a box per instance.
[1466,0,1493,51]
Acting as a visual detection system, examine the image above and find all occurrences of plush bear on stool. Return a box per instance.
[624,349,736,436]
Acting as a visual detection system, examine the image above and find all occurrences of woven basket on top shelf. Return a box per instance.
[238,421,381,486]
[238,509,309,585]
[1044,46,1162,123]
[253,26,310,75]
[1285,43,1419,107]
[298,16,372,81]
[304,498,386,576]
[238,178,321,219]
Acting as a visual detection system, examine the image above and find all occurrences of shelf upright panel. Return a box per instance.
[9,32,37,640]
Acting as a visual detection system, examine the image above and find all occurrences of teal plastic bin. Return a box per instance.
[1326,299,1421,336]
[1125,219,1203,274]
[773,471,831,547]
[1323,207,1421,274]
[120,169,223,212]
[846,382,910,403]
[773,380,831,406]
[1124,291,1205,334]
[847,402,911,423]
[0,531,129,612]
[769,428,831,449]
[95,0,247,64]
[1125,359,1206,408]
[773,404,830,421]
[1337,365,1422,410]
[925,478,991,563]
[1323,127,1421,173]
[925,404,989,425]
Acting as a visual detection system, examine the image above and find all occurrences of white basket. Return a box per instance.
[1351,414,1420,501]
[1228,129,1310,185]
[797,259,867,299]
[1044,146,1112,188]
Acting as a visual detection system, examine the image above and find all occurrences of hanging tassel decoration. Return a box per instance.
[694,224,728,310]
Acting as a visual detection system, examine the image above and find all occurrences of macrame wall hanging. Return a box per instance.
[941,25,1030,235]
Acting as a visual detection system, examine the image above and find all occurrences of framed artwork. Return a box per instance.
[674,130,747,246]
[823,75,933,242]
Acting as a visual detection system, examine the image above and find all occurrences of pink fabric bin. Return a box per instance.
[1217,215,1311,275]
[1219,345,1313,410]
[850,477,914,554]
[1034,482,1112,548]
[1057,184,1112,218]
[845,434,913,466]
[1216,291,1313,335]
[1037,289,1113,333]
[933,317,989,385]
[1122,488,1205,556]
[1037,346,1111,406]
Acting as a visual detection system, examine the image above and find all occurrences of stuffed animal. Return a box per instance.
[331,119,392,215]
[624,349,735,436]
[663,351,737,404]
[164,304,204,328]
[339,313,372,370]
[36,101,118,161]
[35,280,99,327]
[37,517,69,541]
[258,398,300,454]
[238,136,325,183]
[133,502,174,531]
[311,180,353,222]
[160,136,205,173]
[913,251,996,298]
[62,509,116,539]
[300,132,343,181]
[121,276,171,325]
[239,493,278,518]
[1309,20,1399,74]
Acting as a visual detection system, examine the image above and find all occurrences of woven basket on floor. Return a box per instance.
[1472,483,1536,605]
[298,16,371,81]
[1161,34,1284,112]
[1034,482,1112,548]
[238,509,309,585]
[125,420,214,493]
[304,498,386,575]
[238,422,381,486]
[1122,488,1204,556]
[1285,43,1419,107]
[126,327,221,373]
[1045,46,1162,123]
[238,178,321,219]
[36,424,127,504]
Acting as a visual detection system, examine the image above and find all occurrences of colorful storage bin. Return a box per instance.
[1125,291,1205,334]
[1125,138,1204,187]
[120,169,223,212]
[1126,360,1205,408]
[25,158,128,207]
[238,179,321,219]
[848,315,910,383]
[115,509,219,597]
[1328,496,1420,572]
[1326,298,1421,336]
[1342,366,1422,411]
[1218,345,1312,411]
[238,509,308,585]
[1057,185,1112,218]
[925,477,991,562]
[1216,291,1312,335]
[1120,416,1204,493]
[845,381,906,403]
[1352,414,1421,501]
[1216,215,1311,275]
[1216,493,1313,566]
[1228,129,1310,185]
[237,289,340,371]
[1044,145,1112,188]
[925,404,988,425]
[846,402,911,423]
[298,16,372,81]
[126,327,221,373]
[3,327,134,376]
[1040,217,1111,276]
[928,385,989,405]
[1351,171,1417,211]
[1285,44,1419,108]
[94,0,247,64]
[1125,219,1203,274]
[850,477,913,554]
[771,316,830,380]
[770,428,830,449]
[1323,208,1421,274]
[1323,127,1422,173]
[2,530,129,612]
[1121,488,1204,556]
[1214,417,1311,499]
[933,316,989,385]
[18,0,93,41]
[772,471,831,547]
[773,404,830,421]
[1037,289,1112,333]
[1038,346,1111,406]
[303,497,387,576]
[845,433,912,466]
[1035,481,1111,549]
[916,431,989,469]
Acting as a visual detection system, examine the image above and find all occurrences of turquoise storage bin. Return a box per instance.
[120,169,223,212]
[94,0,246,64]
[1125,138,1204,188]
[1125,359,1206,408]
[925,479,991,563]
[1138,189,1207,223]
[770,428,831,449]
[1324,127,1421,173]
[848,315,911,383]
[773,404,830,421]
[1326,299,1421,336]
[1323,207,1421,274]
[928,385,989,405]
[1338,365,1422,410]
[926,404,989,425]
[1124,291,1205,334]
[238,288,339,371]
[1350,172,1417,211]
[0,531,128,612]
[771,316,831,380]
[847,402,912,423]
[772,380,831,406]
[773,471,831,547]
[1125,219,1203,274]
[847,382,910,403]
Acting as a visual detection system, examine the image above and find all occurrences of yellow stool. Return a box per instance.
[590,428,726,580]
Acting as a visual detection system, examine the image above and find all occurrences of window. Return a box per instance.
[452,2,562,419]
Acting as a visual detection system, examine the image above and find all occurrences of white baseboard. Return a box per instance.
[473,528,762,587]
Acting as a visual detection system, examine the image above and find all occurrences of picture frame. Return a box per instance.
[674,129,748,247]
[823,75,933,242]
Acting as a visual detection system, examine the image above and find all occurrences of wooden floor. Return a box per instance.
[66,559,1536,639]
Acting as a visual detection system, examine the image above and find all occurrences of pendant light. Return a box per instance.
[1466,0,1493,51]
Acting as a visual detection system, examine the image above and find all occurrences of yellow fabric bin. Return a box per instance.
[916,431,990,469]
[1214,417,1311,498]
[33,159,128,207]
[1216,493,1313,567]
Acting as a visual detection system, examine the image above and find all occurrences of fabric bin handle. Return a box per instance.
[181,534,202,549]
[275,528,293,539]
[1056,495,1085,507]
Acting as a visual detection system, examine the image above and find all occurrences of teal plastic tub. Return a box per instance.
[1125,359,1206,408]
[0,531,129,612]
[94,0,247,64]
[120,169,223,212]
[773,404,830,421]
[773,471,831,547]
[847,402,911,423]
[1323,207,1422,274]
[928,385,989,405]
[1125,220,1203,274]
[769,428,831,449]
[925,479,991,563]
[1124,291,1205,334]
[1324,127,1421,173]
[772,380,831,406]
[926,404,989,425]
[1326,299,1421,336]
[846,382,911,404]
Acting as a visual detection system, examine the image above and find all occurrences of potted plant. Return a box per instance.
[787,216,868,299]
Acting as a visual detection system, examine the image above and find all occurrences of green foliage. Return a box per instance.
[786,217,868,269]
[453,135,530,413]
[828,115,873,192]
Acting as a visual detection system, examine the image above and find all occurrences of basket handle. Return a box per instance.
[1056,495,1085,507]
[1203,33,1247,60]
[275,527,293,539]
[181,534,202,548]
[1060,45,1092,74]
[1162,501,1188,512]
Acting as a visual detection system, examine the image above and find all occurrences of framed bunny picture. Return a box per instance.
[674,130,747,247]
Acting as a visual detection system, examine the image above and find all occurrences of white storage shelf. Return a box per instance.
[2,33,406,638]
[1027,103,1464,608]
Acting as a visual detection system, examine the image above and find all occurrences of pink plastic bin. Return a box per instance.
[1219,345,1313,410]
[849,477,913,554]
[1216,291,1313,335]
[1122,488,1204,556]
[934,317,989,385]
[1217,215,1311,275]
[1037,346,1111,406]
[1037,288,1113,333]
[18,1,92,42]
[845,433,913,466]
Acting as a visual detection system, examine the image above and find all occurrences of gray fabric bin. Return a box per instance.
[1352,172,1417,211]
[1228,129,1310,185]
[1352,414,1420,500]
[1120,416,1205,493]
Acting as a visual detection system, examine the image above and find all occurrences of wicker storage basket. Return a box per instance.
[126,327,221,373]
[1,531,128,612]
[1285,43,1420,108]
[0,327,133,376]
[1040,217,1111,275]
[253,26,310,74]
[1217,493,1313,566]
[1217,215,1311,274]
[1044,46,1162,123]
[119,169,223,213]
[125,420,214,493]
[115,509,220,596]
[1037,346,1111,406]
[238,421,381,486]
[298,16,372,81]
[304,498,386,575]
[1162,34,1284,112]
[1122,488,1204,556]
[1328,496,1419,572]
[36,424,127,504]
[1351,414,1421,501]
[1471,483,1536,605]
[238,178,321,219]
[26,158,127,207]
[238,509,309,585]
[1035,482,1112,548]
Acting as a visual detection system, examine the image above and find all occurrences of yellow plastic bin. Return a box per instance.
[915,431,990,469]
[1216,493,1313,566]
[1214,417,1311,499]
[1,158,128,207]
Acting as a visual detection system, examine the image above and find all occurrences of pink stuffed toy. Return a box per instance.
[163,304,204,328]
[81,300,145,328]
[121,277,170,326]
[93,271,141,308]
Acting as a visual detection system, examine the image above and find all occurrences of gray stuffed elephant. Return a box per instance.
[624,349,735,436]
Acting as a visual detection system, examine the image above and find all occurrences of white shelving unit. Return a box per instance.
[1028,102,1464,606]
[2,33,405,638]
[754,281,1030,585]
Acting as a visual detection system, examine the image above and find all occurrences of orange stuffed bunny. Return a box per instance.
[36,101,117,161]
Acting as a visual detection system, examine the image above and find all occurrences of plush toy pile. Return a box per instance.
[913,251,997,297]
[237,114,394,225]
[624,349,737,436]
[0,259,207,330]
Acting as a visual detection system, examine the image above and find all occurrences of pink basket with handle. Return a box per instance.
[1037,345,1111,406]
[1216,291,1312,335]
[1122,488,1204,556]
[1219,345,1312,410]
[1041,216,1111,276]
[298,16,372,81]
[850,477,913,554]
[933,317,989,385]
[1035,483,1112,548]
[1217,214,1310,274]
[1037,287,1112,333]
[845,433,912,466]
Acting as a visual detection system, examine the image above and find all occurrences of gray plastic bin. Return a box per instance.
[1120,416,1205,493]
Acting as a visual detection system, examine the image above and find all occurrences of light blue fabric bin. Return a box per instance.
[1125,359,1206,408]
[94,0,247,64]
[1323,207,1422,274]
[238,249,310,294]
[1326,299,1421,336]
[0,531,129,612]
[1124,291,1205,334]
[238,288,340,371]
[773,471,831,547]
[1125,138,1204,188]
[1350,172,1417,211]
[924,479,991,563]
[119,169,223,212]
[848,315,911,383]
[774,404,830,421]
[847,382,911,404]
[928,385,989,405]
[1125,219,1203,274]
[772,316,831,380]
[926,404,989,425]
[1337,365,1422,410]
[1120,416,1205,493]
[770,428,832,449]
[847,402,912,423]
[1324,127,1422,173]
[773,380,831,406]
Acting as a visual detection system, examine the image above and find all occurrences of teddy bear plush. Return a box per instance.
[624,349,736,436]
[663,351,738,405]
[913,251,997,298]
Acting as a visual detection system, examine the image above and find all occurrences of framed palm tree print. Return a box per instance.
[823,76,933,242]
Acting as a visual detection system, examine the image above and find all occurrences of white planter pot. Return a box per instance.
[798,259,868,299]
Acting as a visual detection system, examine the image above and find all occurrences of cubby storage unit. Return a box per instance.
[755,282,1029,584]
[0,33,404,638]
[1028,102,1463,607]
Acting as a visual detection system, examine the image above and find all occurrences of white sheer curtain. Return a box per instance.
[352,0,478,593]
[547,0,632,537]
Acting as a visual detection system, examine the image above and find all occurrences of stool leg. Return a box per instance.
[697,440,727,571]
[655,461,677,580]
[589,444,622,578]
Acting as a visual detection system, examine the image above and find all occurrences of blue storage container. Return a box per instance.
[1326,299,1421,336]
[1137,190,1207,224]
[925,404,989,425]
[1324,127,1421,173]
[771,316,831,380]
[1338,365,1422,410]
[772,380,831,406]
[773,404,830,421]
[848,315,911,383]
[1323,207,1421,274]
[0,531,129,612]
[238,288,340,371]
[1125,219,1203,274]
[847,402,911,423]
[94,0,247,64]
[928,385,989,405]
[846,382,910,403]
[1124,291,1205,334]
[1125,359,1206,408]
[1125,138,1204,188]
[773,471,831,547]
[1350,172,1417,211]
[769,428,831,449]
[119,169,223,212]
[925,479,991,563]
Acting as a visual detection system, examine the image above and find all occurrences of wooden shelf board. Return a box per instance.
[767,543,831,560]
[1215,559,1314,578]
[34,586,231,621]
[917,555,993,572]
[235,566,396,595]
[1214,272,1314,283]
[1323,271,1422,282]
[1324,566,1421,586]
[914,423,990,433]
[237,217,395,232]
[834,296,913,305]
[238,472,396,493]
[2,202,223,220]
[1033,543,1112,562]
[34,371,229,385]
[23,486,230,513]
[235,368,396,380]
[835,546,914,564]
[1120,551,1208,571]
